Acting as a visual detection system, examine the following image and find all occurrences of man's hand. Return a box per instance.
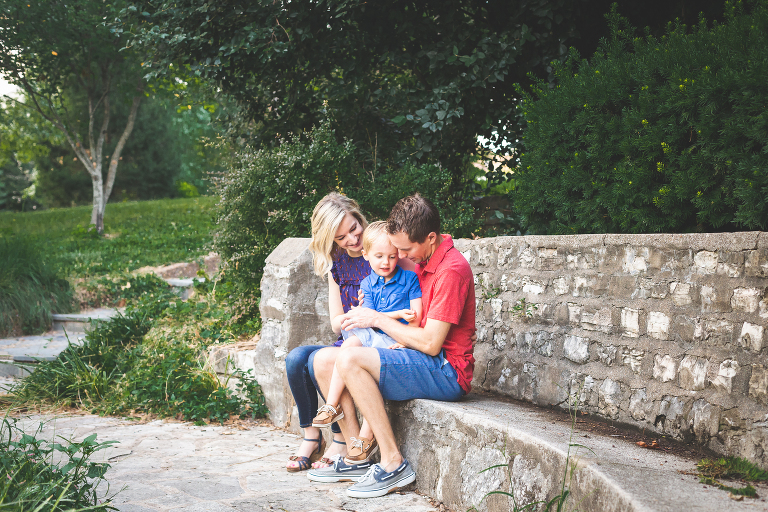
[356,289,365,307]
[340,307,380,331]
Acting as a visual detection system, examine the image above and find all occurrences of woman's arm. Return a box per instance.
[328,273,345,335]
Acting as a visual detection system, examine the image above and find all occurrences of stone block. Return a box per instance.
[536,247,564,271]
[567,303,580,325]
[690,399,720,439]
[521,277,547,295]
[647,311,670,340]
[693,251,719,274]
[711,359,739,394]
[679,356,709,391]
[749,365,768,404]
[581,307,613,333]
[621,347,645,374]
[719,407,747,431]
[552,276,570,295]
[565,251,596,270]
[745,249,768,278]
[696,319,734,347]
[608,275,637,300]
[621,246,650,275]
[597,345,618,366]
[629,388,653,421]
[717,251,744,277]
[491,298,503,323]
[669,282,695,307]
[731,287,763,313]
[633,278,668,300]
[658,395,686,426]
[472,241,498,267]
[621,308,640,338]
[671,315,697,343]
[700,283,733,313]
[596,245,622,273]
[739,322,765,352]
[493,331,508,351]
[762,298,768,320]
[653,354,677,382]
[598,378,623,419]
[518,246,536,269]
[573,275,601,298]
[563,335,590,364]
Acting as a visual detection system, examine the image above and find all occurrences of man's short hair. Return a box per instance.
[387,193,440,243]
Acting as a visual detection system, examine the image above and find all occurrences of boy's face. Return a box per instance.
[362,236,399,279]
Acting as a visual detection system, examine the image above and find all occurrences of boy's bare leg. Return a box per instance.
[336,346,402,472]
[322,336,362,408]
[312,347,361,444]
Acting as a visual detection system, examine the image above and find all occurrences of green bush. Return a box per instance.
[515,1,768,234]
[0,236,75,337]
[214,121,478,322]
[10,286,268,423]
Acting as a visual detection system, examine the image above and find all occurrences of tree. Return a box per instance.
[0,0,145,233]
[123,0,728,194]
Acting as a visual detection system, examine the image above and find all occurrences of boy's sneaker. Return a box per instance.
[346,459,416,498]
[312,404,344,428]
[306,455,372,483]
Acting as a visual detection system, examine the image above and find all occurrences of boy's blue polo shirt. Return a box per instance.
[360,266,421,323]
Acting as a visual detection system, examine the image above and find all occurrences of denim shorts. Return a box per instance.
[378,348,465,402]
[342,327,396,349]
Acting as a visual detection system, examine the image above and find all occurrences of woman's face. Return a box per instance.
[334,213,364,255]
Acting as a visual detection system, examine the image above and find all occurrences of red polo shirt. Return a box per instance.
[416,235,476,393]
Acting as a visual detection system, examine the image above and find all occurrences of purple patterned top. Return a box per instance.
[330,251,371,345]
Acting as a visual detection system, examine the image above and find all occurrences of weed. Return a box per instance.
[0,417,117,511]
[511,298,537,319]
[695,456,768,497]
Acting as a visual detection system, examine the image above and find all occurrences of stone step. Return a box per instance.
[0,331,86,378]
[51,308,121,332]
[165,277,206,300]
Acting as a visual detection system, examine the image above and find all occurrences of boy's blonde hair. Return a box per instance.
[362,221,390,253]
[308,192,368,277]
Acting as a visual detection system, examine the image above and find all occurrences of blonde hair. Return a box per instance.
[308,192,368,277]
[362,221,389,253]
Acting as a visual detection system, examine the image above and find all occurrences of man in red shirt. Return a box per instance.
[309,194,476,498]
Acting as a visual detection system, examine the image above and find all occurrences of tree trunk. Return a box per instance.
[101,93,142,221]
[90,171,105,230]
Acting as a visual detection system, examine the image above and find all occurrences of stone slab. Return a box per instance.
[14,414,442,512]
[390,395,768,512]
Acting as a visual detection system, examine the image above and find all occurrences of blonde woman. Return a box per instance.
[285,192,378,472]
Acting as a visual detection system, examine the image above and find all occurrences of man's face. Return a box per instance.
[388,231,434,264]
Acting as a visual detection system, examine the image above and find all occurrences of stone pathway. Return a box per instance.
[19,414,443,512]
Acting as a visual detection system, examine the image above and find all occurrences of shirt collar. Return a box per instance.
[417,234,453,276]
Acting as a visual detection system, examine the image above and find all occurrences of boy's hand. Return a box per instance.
[387,342,406,350]
[400,309,416,323]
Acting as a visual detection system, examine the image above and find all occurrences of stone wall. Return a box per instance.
[243,233,768,469]
[460,232,768,468]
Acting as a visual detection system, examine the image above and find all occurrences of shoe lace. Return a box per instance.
[317,404,337,415]
[349,436,364,453]
[355,464,381,486]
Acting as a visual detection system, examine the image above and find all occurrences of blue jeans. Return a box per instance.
[285,345,341,434]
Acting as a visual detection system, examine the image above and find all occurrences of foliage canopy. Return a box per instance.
[515,2,768,233]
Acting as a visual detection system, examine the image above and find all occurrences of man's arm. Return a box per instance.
[340,308,450,356]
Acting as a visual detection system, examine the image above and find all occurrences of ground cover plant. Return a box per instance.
[696,456,768,497]
[0,417,117,511]
[0,236,75,337]
[515,1,768,234]
[8,276,267,424]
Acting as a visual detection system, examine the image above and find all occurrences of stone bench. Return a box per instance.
[207,235,768,511]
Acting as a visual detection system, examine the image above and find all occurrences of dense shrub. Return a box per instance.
[0,236,74,337]
[515,2,768,234]
[214,121,478,321]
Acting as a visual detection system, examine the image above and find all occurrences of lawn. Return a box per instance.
[0,197,218,278]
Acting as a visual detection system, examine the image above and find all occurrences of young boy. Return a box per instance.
[311,221,422,433]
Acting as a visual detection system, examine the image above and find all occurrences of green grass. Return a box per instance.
[0,197,217,278]
[0,237,75,337]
